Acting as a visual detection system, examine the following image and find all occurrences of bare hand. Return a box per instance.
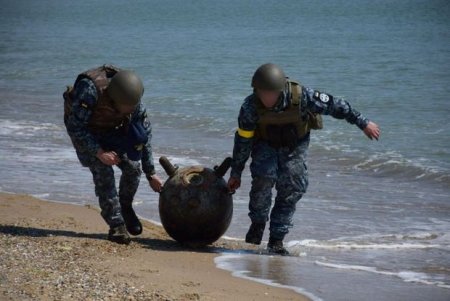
[227,176,241,193]
[363,121,381,141]
[96,149,121,165]
[149,174,163,193]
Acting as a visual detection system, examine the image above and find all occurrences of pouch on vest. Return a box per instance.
[280,124,299,150]
[266,124,299,150]
[125,120,148,161]
[290,81,323,131]
[306,111,323,130]
[266,125,283,149]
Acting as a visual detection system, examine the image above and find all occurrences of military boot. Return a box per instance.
[108,224,131,245]
[245,222,266,245]
[121,204,143,236]
[267,236,289,256]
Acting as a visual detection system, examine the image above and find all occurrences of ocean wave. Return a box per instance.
[327,231,446,243]
[311,143,450,187]
[285,231,450,252]
[315,261,450,289]
[351,152,450,182]
[12,148,76,163]
[0,119,62,137]
[288,239,442,251]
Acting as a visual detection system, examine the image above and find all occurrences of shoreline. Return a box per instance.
[0,192,308,300]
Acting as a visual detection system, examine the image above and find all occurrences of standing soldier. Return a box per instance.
[64,65,163,244]
[228,63,380,255]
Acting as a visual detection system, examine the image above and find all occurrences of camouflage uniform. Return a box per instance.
[230,87,369,240]
[65,78,156,228]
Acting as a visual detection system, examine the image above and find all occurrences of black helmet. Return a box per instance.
[251,63,287,91]
[107,70,144,106]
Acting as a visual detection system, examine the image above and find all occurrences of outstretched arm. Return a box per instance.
[302,87,380,140]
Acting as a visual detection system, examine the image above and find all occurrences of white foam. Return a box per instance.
[352,150,448,180]
[221,235,245,242]
[31,193,51,199]
[285,230,450,253]
[0,119,61,136]
[16,148,77,163]
[288,239,442,250]
[315,261,450,289]
[328,231,442,242]
[156,154,202,167]
[2,191,91,207]
[215,254,323,301]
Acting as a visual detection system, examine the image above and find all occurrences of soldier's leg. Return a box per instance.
[117,158,142,204]
[269,138,310,252]
[88,159,124,227]
[246,142,278,244]
[88,159,130,244]
[117,158,143,235]
[248,177,276,223]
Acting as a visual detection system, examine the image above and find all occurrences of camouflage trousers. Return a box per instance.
[249,135,310,240]
[88,157,142,227]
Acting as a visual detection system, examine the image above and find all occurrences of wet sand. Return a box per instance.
[0,192,307,300]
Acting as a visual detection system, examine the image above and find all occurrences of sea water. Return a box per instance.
[1,1,449,300]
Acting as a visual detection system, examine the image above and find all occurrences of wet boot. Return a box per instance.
[267,236,289,256]
[245,222,266,245]
[108,224,131,245]
[121,204,142,236]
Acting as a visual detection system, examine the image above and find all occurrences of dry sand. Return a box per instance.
[0,192,307,300]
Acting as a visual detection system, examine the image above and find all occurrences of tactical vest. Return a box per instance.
[254,80,322,147]
[64,65,130,134]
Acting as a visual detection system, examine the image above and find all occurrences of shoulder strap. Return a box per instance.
[288,80,301,106]
[71,65,120,105]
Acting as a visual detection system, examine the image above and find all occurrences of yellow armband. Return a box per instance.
[237,128,255,139]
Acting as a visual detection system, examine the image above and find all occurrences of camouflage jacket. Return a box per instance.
[65,78,156,176]
[230,86,370,179]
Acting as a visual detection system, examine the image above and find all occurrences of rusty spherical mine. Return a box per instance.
[158,156,233,246]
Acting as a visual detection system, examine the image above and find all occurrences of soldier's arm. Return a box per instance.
[302,87,369,130]
[230,98,258,179]
[65,78,101,156]
[134,104,156,179]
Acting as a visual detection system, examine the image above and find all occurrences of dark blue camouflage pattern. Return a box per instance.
[230,85,370,239]
[65,78,155,227]
[65,78,156,175]
[88,157,142,227]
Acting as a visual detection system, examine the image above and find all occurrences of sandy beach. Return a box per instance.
[0,192,307,301]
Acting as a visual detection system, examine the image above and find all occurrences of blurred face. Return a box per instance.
[257,89,280,108]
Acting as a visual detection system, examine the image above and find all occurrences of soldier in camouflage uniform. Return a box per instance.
[64,65,163,244]
[228,63,380,255]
